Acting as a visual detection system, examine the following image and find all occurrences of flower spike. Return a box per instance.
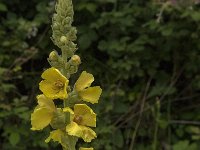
[30,0,102,149]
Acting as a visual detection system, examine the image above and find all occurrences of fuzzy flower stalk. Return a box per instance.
[30,0,102,150]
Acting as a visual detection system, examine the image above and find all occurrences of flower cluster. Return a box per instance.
[30,0,102,150]
[31,68,102,149]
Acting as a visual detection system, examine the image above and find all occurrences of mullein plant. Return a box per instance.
[30,0,102,150]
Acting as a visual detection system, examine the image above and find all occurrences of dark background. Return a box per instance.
[1,0,200,149]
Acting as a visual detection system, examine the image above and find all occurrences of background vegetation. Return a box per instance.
[1,0,200,149]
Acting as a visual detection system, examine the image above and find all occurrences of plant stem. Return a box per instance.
[62,49,69,78]
[167,98,171,146]
[152,120,158,150]
[152,99,160,150]
[129,78,152,150]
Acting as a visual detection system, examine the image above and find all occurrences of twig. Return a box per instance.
[170,120,200,125]
[128,78,152,150]
[159,67,184,102]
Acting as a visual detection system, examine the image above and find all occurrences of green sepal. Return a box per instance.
[50,108,66,129]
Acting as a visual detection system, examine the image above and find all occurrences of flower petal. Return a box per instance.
[31,107,53,130]
[79,86,102,104]
[37,94,56,111]
[66,122,83,138]
[63,107,75,121]
[57,81,68,99]
[79,148,94,150]
[63,107,74,114]
[75,71,94,91]
[41,67,67,83]
[74,104,96,127]
[39,79,68,99]
[80,126,97,142]
[45,129,64,143]
[66,122,96,142]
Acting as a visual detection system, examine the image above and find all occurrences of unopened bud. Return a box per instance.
[62,17,71,26]
[60,35,68,44]
[52,23,59,30]
[70,55,81,65]
[49,51,59,61]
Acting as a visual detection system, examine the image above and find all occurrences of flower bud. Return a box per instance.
[60,35,68,44]
[49,51,59,62]
[52,23,59,30]
[62,17,71,26]
[70,55,81,66]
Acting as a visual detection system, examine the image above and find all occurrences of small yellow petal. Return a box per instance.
[63,107,74,114]
[31,107,53,130]
[39,80,56,97]
[80,126,97,142]
[45,129,64,144]
[41,67,66,83]
[63,107,75,121]
[37,94,56,111]
[66,122,83,138]
[75,71,94,91]
[66,122,96,142]
[79,148,94,150]
[74,104,96,127]
[79,86,102,104]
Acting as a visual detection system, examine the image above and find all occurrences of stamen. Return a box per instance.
[73,115,82,124]
[54,80,64,89]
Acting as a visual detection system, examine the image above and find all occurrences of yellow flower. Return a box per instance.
[64,104,97,142]
[75,71,102,104]
[39,67,69,99]
[45,129,66,147]
[31,95,56,130]
[79,148,94,150]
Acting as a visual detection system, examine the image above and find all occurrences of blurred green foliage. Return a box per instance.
[1,0,200,149]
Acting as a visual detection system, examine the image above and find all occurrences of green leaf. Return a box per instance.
[13,106,29,114]
[112,130,124,148]
[158,119,168,129]
[9,132,20,146]
[186,126,200,134]
[79,34,91,50]
[161,27,173,36]
[148,84,176,98]
[188,143,198,150]
[191,12,200,21]
[0,3,7,11]
[173,140,189,150]
[113,101,128,113]
[79,30,97,50]
[191,135,200,140]
[77,3,97,12]
[173,141,198,150]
